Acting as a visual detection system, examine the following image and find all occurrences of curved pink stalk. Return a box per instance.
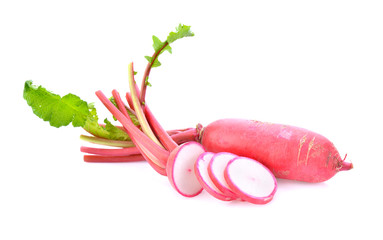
[112,89,137,119]
[139,41,170,103]
[96,90,168,171]
[128,63,163,147]
[143,103,178,151]
[125,84,179,152]
[126,92,134,110]
[112,89,132,118]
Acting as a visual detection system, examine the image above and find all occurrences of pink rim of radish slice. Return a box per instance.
[224,157,277,204]
[166,142,206,197]
[208,152,239,199]
[194,152,235,201]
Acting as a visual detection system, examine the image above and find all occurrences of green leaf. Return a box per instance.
[109,97,140,126]
[145,76,152,87]
[103,118,130,141]
[145,56,161,67]
[144,24,193,68]
[82,111,130,141]
[23,80,89,128]
[23,80,132,141]
[167,24,194,44]
[152,35,172,54]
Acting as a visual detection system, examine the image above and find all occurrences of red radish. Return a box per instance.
[24,25,353,205]
[224,156,277,204]
[194,152,234,201]
[166,142,205,197]
[208,152,239,199]
[200,118,352,183]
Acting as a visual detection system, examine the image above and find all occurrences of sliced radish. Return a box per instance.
[208,152,239,199]
[224,157,277,204]
[194,152,234,201]
[166,142,206,197]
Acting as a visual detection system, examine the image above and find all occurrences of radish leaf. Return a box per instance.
[166,24,194,43]
[152,35,172,54]
[103,118,131,141]
[145,24,194,68]
[23,80,89,128]
[23,80,131,141]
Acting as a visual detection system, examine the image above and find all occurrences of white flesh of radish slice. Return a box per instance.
[224,157,277,204]
[208,152,239,199]
[194,152,234,201]
[166,142,206,197]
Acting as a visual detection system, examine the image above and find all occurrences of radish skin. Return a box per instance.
[224,156,277,204]
[207,152,239,199]
[200,118,352,183]
[166,142,205,197]
[195,152,234,201]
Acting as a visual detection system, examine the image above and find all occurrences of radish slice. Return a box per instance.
[195,152,234,201]
[208,152,239,199]
[166,142,206,197]
[224,157,277,204]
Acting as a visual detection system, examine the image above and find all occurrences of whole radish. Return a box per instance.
[199,118,352,183]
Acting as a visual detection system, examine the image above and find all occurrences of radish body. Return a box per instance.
[166,142,206,197]
[200,118,352,183]
[194,152,234,201]
[224,156,277,204]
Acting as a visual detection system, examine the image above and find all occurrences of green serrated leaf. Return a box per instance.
[145,56,161,67]
[145,76,152,87]
[23,80,89,128]
[24,80,133,141]
[152,35,172,54]
[103,118,130,141]
[109,97,140,126]
[167,24,194,44]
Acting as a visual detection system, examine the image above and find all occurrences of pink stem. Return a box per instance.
[113,89,131,118]
[84,154,144,163]
[170,128,198,144]
[126,82,178,151]
[126,92,134,110]
[140,41,170,103]
[80,146,141,156]
[96,90,168,169]
[143,101,178,151]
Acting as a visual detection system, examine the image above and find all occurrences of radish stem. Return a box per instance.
[169,128,197,144]
[80,135,135,148]
[95,90,168,169]
[84,154,144,163]
[140,41,170,103]
[143,105,178,151]
[126,92,134,110]
[80,146,141,156]
[128,62,163,147]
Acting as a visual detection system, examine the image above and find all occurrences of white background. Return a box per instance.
[1,0,382,239]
